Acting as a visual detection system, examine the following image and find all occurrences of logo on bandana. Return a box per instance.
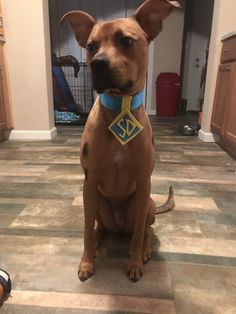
[109,111,144,145]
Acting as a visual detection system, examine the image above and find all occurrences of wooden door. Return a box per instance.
[223,62,236,146]
[0,69,5,142]
[0,1,5,141]
[211,64,231,135]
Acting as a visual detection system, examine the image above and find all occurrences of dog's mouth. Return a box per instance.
[112,81,134,94]
[90,69,134,95]
[93,79,134,95]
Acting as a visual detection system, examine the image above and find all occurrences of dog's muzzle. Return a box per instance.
[90,56,112,93]
[90,56,134,94]
[90,56,110,72]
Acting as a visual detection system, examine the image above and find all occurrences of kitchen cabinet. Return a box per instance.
[211,34,236,158]
[0,1,13,142]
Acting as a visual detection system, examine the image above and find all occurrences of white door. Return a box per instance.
[185,0,214,111]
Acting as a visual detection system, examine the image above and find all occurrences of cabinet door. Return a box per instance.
[0,65,6,143]
[0,65,6,130]
[223,62,236,145]
[0,1,6,139]
[0,43,13,131]
[211,64,231,135]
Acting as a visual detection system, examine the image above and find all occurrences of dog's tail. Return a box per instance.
[155,186,175,215]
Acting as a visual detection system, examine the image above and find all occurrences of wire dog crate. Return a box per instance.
[62,63,94,114]
[52,54,94,124]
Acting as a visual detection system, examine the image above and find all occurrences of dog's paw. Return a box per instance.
[78,261,94,282]
[127,260,143,282]
[142,246,152,264]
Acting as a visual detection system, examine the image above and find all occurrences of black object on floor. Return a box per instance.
[0,268,12,304]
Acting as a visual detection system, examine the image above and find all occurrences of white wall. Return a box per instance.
[2,0,56,140]
[200,0,236,142]
[150,7,185,112]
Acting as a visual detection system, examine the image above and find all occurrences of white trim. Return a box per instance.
[149,110,156,116]
[198,129,219,143]
[146,42,155,115]
[8,127,57,140]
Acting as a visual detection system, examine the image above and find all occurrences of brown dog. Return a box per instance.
[62,0,177,282]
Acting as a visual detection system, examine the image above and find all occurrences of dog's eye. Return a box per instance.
[86,42,98,54]
[119,37,134,47]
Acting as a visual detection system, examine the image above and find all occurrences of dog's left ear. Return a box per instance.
[61,11,95,48]
[134,0,178,41]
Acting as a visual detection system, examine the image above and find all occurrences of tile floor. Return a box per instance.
[0,117,235,314]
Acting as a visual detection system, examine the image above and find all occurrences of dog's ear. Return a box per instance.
[61,11,95,48]
[134,0,175,41]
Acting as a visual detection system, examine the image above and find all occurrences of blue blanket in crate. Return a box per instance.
[54,110,81,123]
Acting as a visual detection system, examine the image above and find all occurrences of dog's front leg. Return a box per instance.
[78,179,97,282]
[127,180,150,282]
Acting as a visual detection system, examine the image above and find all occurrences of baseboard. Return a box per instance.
[198,129,219,143]
[149,110,156,115]
[7,127,57,140]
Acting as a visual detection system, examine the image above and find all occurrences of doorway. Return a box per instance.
[181,0,214,112]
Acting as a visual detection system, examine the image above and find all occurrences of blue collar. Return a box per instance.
[99,90,144,112]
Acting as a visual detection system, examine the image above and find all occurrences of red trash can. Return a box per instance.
[156,72,180,117]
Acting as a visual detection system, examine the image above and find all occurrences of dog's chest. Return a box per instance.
[98,149,136,198]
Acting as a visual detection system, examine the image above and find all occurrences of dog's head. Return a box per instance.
[61,0,177,95]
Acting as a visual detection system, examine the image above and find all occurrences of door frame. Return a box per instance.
[145,42,155,115]
[180,0,214,112]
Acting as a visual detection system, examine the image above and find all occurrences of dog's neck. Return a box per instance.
[99,90,144,112]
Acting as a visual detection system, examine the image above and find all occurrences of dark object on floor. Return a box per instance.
[0,268,11,305]
[181,125,198,136]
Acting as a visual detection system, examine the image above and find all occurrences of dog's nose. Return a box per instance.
[90,57,110,71]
